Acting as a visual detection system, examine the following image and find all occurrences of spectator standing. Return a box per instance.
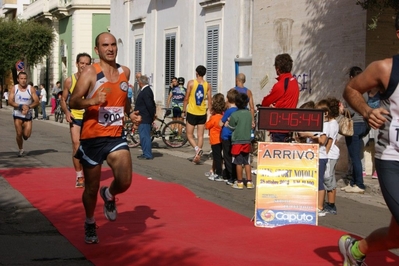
[261,53,299,142]
[33,86,40,119]
[205,93,225,182]
[39,84,47,120]
[341,66,369,194]
[167,77,186,124]
[3,88,8,106]
[227,93,254,189]
[234,73,255,126]
[60,52,92,188]
[134,75,156,160]
[183,65,213,164]
[50,81,61,114]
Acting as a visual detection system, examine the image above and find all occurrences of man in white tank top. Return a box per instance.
[8,72,40,157]
[337,12,399,265]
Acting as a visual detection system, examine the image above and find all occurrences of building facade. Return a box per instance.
[19,0,110,89]
[110,0,253,105]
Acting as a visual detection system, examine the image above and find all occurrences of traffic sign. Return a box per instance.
[15,60,24,72]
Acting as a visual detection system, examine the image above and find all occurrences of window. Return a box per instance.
[135,38,142,74]
[165,33,176,103]
[207,26,219,95]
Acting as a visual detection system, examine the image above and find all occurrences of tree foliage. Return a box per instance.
[0,18,54,75]
[357,0,399,29]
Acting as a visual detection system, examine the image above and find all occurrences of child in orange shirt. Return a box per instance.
[205,93,225,181]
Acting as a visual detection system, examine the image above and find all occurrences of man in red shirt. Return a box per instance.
[261,53,299,142]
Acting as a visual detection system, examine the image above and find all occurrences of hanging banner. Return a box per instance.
[254,142,319,228]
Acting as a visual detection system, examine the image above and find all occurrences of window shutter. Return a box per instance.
[135,39,142,74]
[165,34,176,104]
[207,26,219,95]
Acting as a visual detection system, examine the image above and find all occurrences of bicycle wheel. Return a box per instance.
[251,129,265,155]
[54,110,59,122]
[161,120,187,148]
[126,125,141,148]
[59,111,64,123]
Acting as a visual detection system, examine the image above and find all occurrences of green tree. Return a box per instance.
[0,18,54,106]
[357,0,399,29]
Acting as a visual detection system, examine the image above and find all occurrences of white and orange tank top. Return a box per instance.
[80,63,129,140]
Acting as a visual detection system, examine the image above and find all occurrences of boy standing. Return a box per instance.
[227,93,254,189]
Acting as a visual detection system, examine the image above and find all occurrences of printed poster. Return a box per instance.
[254,142,319,227]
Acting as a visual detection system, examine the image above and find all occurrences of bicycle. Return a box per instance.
[124,108,188,148]
[54,99,64,123]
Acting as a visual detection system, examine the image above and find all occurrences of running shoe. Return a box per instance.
[18,150,24,157]
[372,171,378,179]
[75,177,85,188]
[318,209,327,217]
[204,171,214,177]
[338,235,366,266]
[84,222,99,244]
[340,184,352,191]
[99,186,117,221]
[226,179,237,186]
[345,185,365,194]
[208,174,224,182]
[192,149,203,164]
[232,182,244,189]
[246,181,254,189]
[324,204,337,215]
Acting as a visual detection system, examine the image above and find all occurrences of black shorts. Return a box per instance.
[186,112,207,126]
[71,118,83,127]
[172,107,182,118]
[232,152,250,165]
[75,136,129,166]
[375,159,399,223]
[13,115,32,122]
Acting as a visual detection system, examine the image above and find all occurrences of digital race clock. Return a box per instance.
[257,108,324,131]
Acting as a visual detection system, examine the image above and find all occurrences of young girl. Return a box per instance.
[205,93,225,181]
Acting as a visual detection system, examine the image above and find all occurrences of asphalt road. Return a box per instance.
[0,106,396,265]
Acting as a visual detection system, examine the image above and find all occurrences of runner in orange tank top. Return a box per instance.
[69,32,142,244]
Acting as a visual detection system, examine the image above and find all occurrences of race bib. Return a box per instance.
[98,106,124,126]
[389,116,399,149]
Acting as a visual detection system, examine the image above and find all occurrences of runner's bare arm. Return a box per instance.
[29,86,40,109]
[8,87,17,108]
[183,80,193,113]
[69,66,99,109]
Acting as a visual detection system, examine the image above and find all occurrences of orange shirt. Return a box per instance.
[80,63,129,140]
[205,113,223,145]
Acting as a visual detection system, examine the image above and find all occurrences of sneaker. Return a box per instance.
[232,182,244,189]
[345,185,365,194]
[246,181,254,189]
[318,209,327,217]
[204,171,214,177]
[208,174,225,182]
[75,177,85,188]
[192,149,203,164]
[372,171,378,179]
[18,150,24,157]
[362,171,367,177]
[338,235,366,266]
[99,186,117,221]
[324,204,337,215]
[84,223,99,244]
[340,184,352,191]
[226,179,237,186]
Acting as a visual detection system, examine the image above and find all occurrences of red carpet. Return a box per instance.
[1,168,398,265]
